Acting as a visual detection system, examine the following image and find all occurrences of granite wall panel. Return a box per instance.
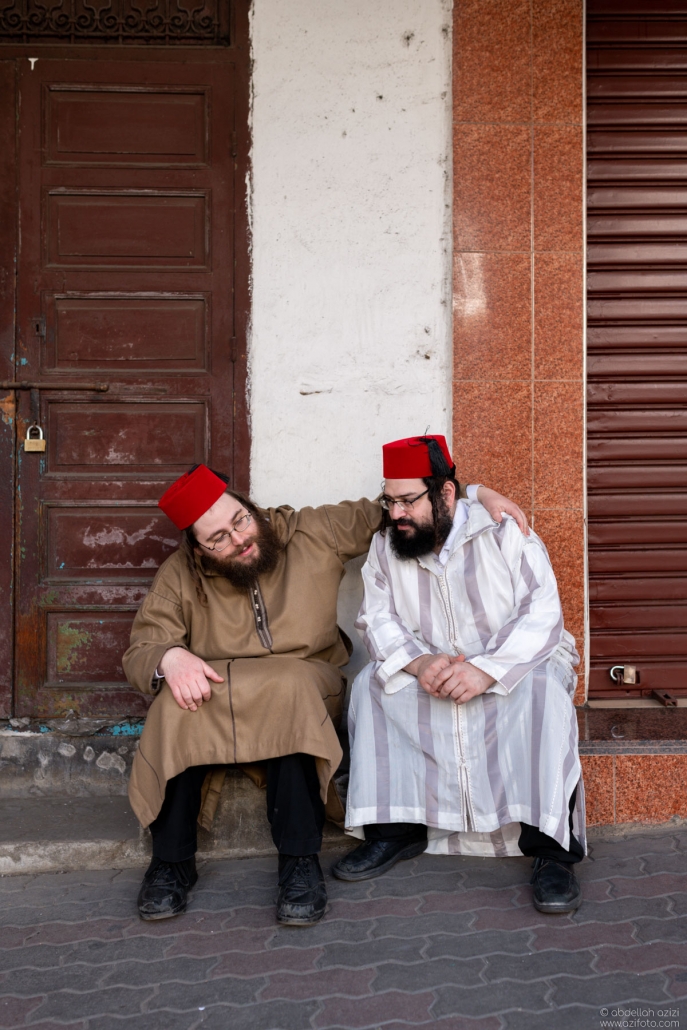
[452,0,585,696]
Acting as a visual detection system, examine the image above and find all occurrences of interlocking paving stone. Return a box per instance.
[609,872,687,898]
[315,990,435,1028]
[1,829,686,1028]
[529,919,638,951]
[261,966,376,1001]
[144,975,266,1011]
[0,994,43,1028]
[212,946,324,977]
[426,929,533,959]
[99,956,223,988]
[197,999,321,1030]
[318,936,428,968]
[502,1007,602,1030]
[482,947,596,982]
[551,971,671,1006]
[575,895,675,924]
[28,986,156,1022]
[640,852,687,876]
[95,1015,202,1030]
[418,886,524,914]
[369,912,475,939]
[635,915,687,943]
[594,941,687,974]
[432,979,551,1018]
[371,956,484,992]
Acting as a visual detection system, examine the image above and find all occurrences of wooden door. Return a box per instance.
[587,0,687,699]
[10,52,247,718]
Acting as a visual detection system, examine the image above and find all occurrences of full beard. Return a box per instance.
[389,496,455,561]
[199,517,282,588]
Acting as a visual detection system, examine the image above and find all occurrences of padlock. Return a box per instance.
[24,423,46,452]
[610,664,640,686]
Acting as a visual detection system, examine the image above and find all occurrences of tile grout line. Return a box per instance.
[529,0,535,527]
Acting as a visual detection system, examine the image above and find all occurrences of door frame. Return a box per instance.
[0,2,251,718]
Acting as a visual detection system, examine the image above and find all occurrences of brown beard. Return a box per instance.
[199,516,282,588]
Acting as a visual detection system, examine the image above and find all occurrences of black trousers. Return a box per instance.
[365,786,584,864]
[150,753,325,864]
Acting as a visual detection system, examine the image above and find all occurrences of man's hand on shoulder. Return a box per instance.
[475,486,529,536]
[158,647,224,712]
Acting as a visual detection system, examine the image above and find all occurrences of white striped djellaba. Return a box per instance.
[346,500,585,858]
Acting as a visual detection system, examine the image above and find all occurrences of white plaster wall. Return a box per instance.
[248,0,454,511]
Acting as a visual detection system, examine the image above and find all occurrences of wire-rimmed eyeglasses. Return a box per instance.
[200,512,253,552]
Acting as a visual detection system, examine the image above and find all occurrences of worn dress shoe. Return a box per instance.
[332,837,427,882]
[137,857,197,921]
[530,857,581,913]
[277,855,327,926]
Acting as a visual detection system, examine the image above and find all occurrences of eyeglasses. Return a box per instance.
[379,489,429,513]
[201,511,253,552]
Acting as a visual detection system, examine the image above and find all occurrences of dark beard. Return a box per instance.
[200,517,282,588]
[389,497,454,561]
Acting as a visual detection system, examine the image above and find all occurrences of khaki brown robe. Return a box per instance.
[123,499,382,830]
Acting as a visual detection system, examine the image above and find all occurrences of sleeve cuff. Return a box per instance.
[466,484,482,503]
[468,654,510,694]
[378,639,431,684]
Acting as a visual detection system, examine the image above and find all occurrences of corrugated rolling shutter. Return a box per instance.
[588,0,687,699]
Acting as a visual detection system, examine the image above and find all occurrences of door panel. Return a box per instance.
[14,54,242,717]
[587,1,687,698]
[0,62,16,717]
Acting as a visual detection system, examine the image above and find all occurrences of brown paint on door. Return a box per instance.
[587,1,687,698]
[4,43,248,718]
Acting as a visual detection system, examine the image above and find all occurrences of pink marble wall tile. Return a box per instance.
[581,755,615,826]
[534,252,584,381]
[533,381,584,509]
[454,0,531,124]
[454,124,532,252]
[454,252,532,381]
[453,380,532,509]
[531,509,585,657]
[533,124,583,251]
[615,756,687,824]
[532,0,583,124]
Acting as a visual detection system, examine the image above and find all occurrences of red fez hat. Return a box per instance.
[382,435,454,479]
[158,464,227,530]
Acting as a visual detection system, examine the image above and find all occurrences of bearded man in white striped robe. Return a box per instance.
[332,434,584,913]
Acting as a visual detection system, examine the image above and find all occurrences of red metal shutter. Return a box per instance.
[588,0,687,699]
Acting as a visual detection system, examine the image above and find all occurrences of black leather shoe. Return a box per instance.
[137,858,197,921]
[530,858,581,913]
[277,855,327,926]
[331,837,427,882]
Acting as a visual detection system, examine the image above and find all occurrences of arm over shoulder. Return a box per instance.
[314,497,383,563]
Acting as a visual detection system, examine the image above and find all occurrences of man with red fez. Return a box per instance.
[123,461,526,925]
[332,436,585,914]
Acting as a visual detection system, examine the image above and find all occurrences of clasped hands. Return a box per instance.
[405,652,495,705]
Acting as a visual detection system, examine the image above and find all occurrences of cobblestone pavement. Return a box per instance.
[0,828,686,1030]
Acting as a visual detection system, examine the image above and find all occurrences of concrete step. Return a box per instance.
[0,771,348,875]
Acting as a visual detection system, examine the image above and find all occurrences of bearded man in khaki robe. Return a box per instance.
[124,463,525,926]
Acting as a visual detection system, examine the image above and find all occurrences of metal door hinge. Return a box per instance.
[231,130,238,158]
[230,338,237,362]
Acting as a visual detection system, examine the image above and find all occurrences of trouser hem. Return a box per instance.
[275,834,322,857]
[151,841,197,864]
